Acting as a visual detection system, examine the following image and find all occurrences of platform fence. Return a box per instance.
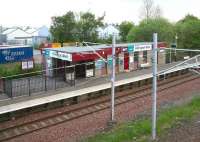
[0,50,199,99]
[0,65,78,98]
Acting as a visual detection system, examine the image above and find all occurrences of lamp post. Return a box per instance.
[110,33,116,123]
[152,33,158,140]
[175,35,178,61]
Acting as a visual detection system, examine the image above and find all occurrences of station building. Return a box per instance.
[42,42,167,80]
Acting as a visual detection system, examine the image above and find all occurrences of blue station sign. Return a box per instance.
[0,46,33,64]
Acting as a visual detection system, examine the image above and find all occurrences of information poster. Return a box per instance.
[86,69,94,77]
[28,60,34,69]
[22,61,28,70]
[22,60,34,70]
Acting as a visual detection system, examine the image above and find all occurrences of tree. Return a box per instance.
[119,21,134,42]
[127,18,174,43]
[50,11,104,44]
[50,11,77,43]
[78,12,104,42]
[175,14,200,49]
[140,0,163,20]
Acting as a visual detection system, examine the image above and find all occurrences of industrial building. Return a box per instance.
[1,26,50,46]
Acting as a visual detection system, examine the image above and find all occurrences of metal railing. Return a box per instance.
[0,65,79,98]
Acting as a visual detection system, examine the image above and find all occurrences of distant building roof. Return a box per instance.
[98,24,120,39]
[2,28,18,35]
[2,26,50,40]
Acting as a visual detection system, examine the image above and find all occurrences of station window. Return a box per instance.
[143,51,147,63]
[86,63,95,70]
[134,52,139,62]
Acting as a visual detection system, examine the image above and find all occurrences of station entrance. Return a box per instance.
[74,61,95,79]
[75,63,86,79]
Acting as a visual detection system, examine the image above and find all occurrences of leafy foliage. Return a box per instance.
[127,18,174,43]
[119,21,134,42]
[50,11,77,43]
[50,11,104,43]
[175,14,200,49]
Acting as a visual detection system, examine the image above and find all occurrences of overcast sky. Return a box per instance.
[0,0,199,27]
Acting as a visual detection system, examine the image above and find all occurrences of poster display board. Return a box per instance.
[22,60,34,70]
[86,69,94,77]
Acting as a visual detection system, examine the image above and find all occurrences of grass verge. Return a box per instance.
[0,63,42,78]
[83,96,200,142]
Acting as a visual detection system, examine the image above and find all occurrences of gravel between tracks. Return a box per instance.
[3,77,200,142]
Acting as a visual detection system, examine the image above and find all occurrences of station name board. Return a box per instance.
[48,50,72,61]
[0,47,33,64]
[127,44,152,52]
[134,45,152,52]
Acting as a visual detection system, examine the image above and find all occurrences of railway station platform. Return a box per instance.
[0,61,199,115]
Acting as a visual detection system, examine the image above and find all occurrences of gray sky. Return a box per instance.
[0,0,199,27]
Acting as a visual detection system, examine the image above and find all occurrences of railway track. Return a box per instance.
[0,73,198,141]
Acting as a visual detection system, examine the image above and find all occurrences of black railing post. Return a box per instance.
[93,62,95,77]
[55,75,57,90]
[10,79,13,99]
[28,78,31,96]
[2,78,5,94]
[45,74,47,92]
[73,66,76,86]
[55,60,57,90]
[85,63,87,78]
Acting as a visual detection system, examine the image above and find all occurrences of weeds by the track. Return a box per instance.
[83,95,200,142]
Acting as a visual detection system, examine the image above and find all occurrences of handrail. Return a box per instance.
[158,54,200,75]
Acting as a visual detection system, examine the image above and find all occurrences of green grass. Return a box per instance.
[0,63,42,78]
[83,96,200,142]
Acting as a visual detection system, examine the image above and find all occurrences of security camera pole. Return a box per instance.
[152,33,158,140]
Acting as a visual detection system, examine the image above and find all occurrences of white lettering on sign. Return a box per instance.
[2,49,25,61]
[11,51,24,56]
[57,52,72,61]
[49,51,72,61]
[134,45,152,52]
[5,56,14,61]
